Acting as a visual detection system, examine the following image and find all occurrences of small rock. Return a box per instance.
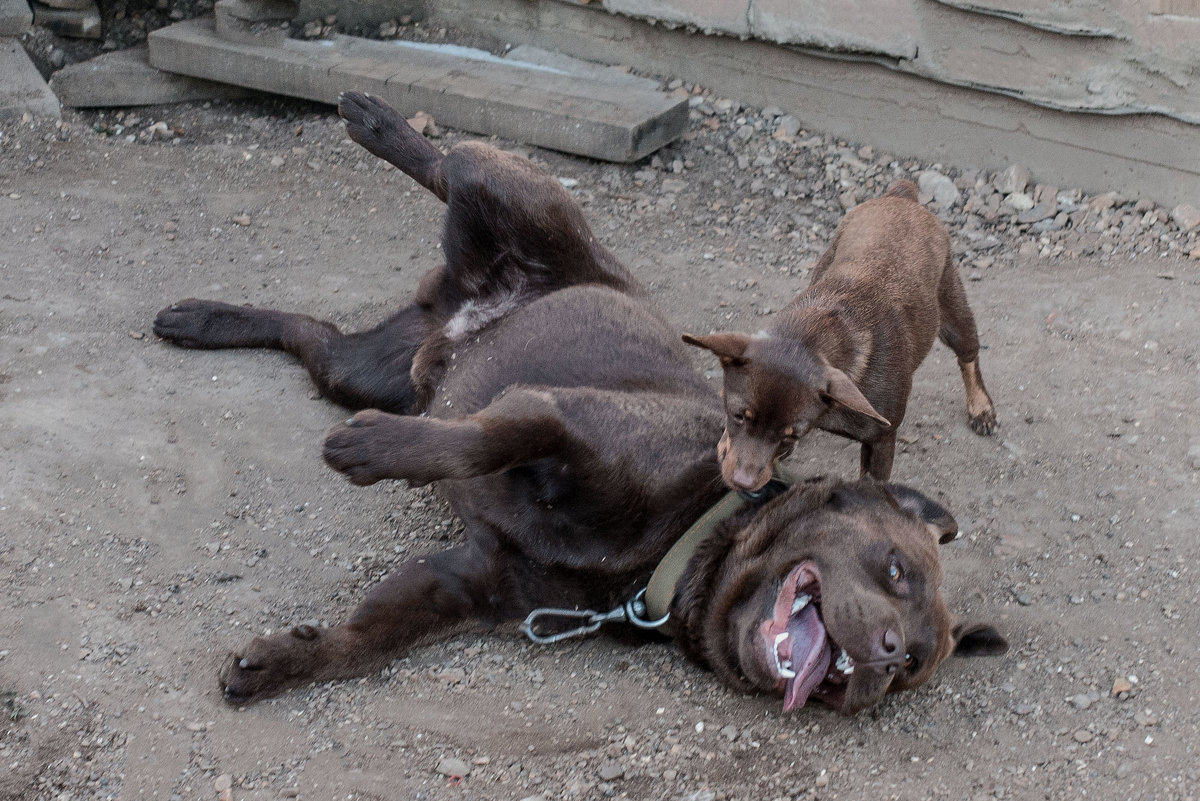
[1089,192,1118,212]
[838,189,857,210]
[774,115,801,139]
[1012,589,1034,606]
[214,774,233,792]
[233,214,251,227]
[1014,702,1035,715]
[1016,203,1055,224]
[1170,203,1200,232]
[719,724,739,741]
[918,169,960,207]
[1134,709,1159,727]
[1112,677,1134,696]
[993,164,1031,195]
[436,756,471,777]
[1073,729,1094,743]
[597,763,625,781]
[1069,694,1092,710]
[1002,193,1035,214]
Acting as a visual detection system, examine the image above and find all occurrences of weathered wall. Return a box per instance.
[563,0,1200,124]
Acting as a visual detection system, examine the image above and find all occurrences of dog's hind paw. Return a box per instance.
[968,408,998,436]
[218,624,325,705]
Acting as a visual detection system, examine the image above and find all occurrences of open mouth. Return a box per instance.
[758,561,855,712]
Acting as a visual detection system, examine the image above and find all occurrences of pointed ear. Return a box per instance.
[952,622,1009,657]
[823,367,890,427]
[884,483,959,544]
[681,332,752,368]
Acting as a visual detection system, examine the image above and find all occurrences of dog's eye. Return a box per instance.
[888,559,904,582]
[732,409,750,424]
[905,652,919,672]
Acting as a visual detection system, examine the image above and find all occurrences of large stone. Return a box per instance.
[0,38,60,119]
[50,44,250,107]
[30,0,100,38]
[0,0,32,35]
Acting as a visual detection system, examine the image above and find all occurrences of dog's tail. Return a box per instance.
[338,92,449,202]
[884,179,919,202]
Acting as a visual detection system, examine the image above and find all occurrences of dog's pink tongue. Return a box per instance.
[782,604,831,713]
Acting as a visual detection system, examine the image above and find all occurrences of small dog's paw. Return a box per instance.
[218,625,323,705]
[153,299,248,349]
[968,408,998,436]
[323,409,402,486]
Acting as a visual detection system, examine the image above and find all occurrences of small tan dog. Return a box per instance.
[685,180,996,491]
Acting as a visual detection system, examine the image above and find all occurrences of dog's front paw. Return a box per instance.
[968,407,998,436]
[323,409,412,486]
[219,624,325,705]
[153,299,255,349]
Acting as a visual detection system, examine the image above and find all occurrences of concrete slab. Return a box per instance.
[427,0,1200,207]
[148,17,687,161]
[49,44,251,108]
[0,38,60,119]
[0,0,32,35]
[30,0,100,39]
[750,0,918,59]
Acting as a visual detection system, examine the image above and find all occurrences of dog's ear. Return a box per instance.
[952,622,1009,657]
[884,483,960,544]
[682,332,752,368]
[822,367,890,427]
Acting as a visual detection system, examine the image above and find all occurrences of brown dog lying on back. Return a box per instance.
[684,181,996,491]
[152,95,1008,715]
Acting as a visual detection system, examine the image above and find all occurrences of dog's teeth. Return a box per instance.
[835,650,855,675]
[778,664,796,679]
[791,592,811,615]
[774,631,789,650]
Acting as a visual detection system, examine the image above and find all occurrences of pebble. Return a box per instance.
[597,763,625,780]
[1002,192,1035,214]
[1169,203,1200,231]
[1068,694,1092,710]
[1112,677,1134,697]
[917,169,959,207]
[1186,440,1200,470]
[1073,729,1094,743]
[214,774,233,791]
[436,756,471,777]
[993,164,1030,195]
[233,214,251,227]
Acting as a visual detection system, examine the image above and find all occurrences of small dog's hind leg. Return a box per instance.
[936,257,997,435]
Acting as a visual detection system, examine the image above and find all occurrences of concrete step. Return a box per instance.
[0,38,60,119]
[147,17,686,162]
[0,0,32,35]
[49,44,251,108]
[29,0,100,39]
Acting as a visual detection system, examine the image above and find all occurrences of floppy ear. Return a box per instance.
[823,367,890,427]
[884,483,960,544]
[952,622,1009,657]
[681,332,752,368]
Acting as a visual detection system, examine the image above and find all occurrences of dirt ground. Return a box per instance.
[2,93,1199,801]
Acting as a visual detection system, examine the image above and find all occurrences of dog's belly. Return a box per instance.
[429,285,702,417]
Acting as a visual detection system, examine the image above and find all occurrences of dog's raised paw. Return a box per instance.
[322,409,402,486]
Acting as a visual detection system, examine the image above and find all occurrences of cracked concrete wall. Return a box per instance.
[573,0,1200,123]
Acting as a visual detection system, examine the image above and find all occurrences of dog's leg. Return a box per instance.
[860,431,898,481]
[339,92,636,300]
[153,300,427,412]
[936,257,997,435]
[323,389,572,486]
[219,542,511,704]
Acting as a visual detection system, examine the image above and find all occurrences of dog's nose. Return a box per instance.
[875,628,905,674]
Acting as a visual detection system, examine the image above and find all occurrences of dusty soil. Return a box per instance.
[2,90,1198,801]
